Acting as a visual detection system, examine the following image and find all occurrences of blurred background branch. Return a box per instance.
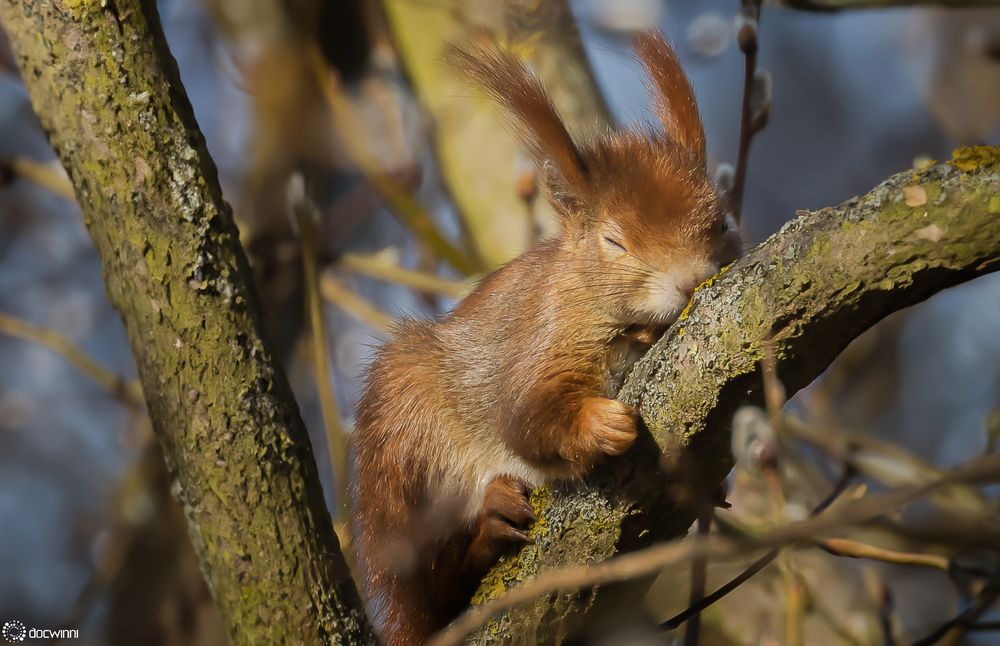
[338,250,471,299]
[0,312,143,406]
[0,155,75,200]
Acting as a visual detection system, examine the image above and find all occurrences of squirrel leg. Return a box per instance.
[417,475,535,637]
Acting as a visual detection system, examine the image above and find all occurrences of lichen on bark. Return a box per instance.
[0,1,375,643]
[468,149,1000,641]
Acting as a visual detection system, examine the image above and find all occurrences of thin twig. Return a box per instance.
[761,340,802,645]
[683,508,713,646]
[729,0,765,223]
[782,566,806,646]
[0,155,76,200]
[782,415,991,516]
[0,312,143,405]
[760,339,787,423]
[661,468,852,630]
[338,251,471,299]
[815,537,950,571]
[876,578,898,646]
[913,584,1000,646]
[319,272,396,334]
[663,547,775,631]
[294,191,350,521]
[764,467,803,646]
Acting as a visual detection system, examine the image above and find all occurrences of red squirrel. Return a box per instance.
[350,32,742,645]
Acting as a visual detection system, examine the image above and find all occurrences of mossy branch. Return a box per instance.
[0,1,375,643]
[468,147,1000,642]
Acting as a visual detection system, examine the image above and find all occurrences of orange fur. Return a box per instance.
[634,32,706,159]
[351,32,741,645]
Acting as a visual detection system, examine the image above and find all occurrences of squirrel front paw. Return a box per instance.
[565,397,638,466]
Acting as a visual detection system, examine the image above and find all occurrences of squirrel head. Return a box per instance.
[458,32,742,327]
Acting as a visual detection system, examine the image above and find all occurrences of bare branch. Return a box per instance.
[338,251,471,299]
[320,271,396,333]
[815,537,950,571]
[0,312,143,406]
[729,0,766,223]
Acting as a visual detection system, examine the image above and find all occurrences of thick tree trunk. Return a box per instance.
[467,147,1000,642]
[0,1,375,644]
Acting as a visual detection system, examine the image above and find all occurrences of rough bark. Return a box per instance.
[0,1,375,644]
[380,0,612,266]
[469,147,1000,642]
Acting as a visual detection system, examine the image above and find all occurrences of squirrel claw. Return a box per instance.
[479,475,536,544]
[482,475,535,528]
[484,516,534,545]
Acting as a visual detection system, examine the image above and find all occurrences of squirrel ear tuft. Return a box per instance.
[541,160,587,225]
[450,43,590,210]
[633,32,706,162]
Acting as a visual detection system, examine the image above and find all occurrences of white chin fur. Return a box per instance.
[640,264,717,325]
[640,278,688,324]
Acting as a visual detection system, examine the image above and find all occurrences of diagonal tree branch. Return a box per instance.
[0,1,375,643]
[468,147,1000,642]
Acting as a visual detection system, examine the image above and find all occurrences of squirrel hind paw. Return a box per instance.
[482,474,536,528]
[465,475,537,571]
